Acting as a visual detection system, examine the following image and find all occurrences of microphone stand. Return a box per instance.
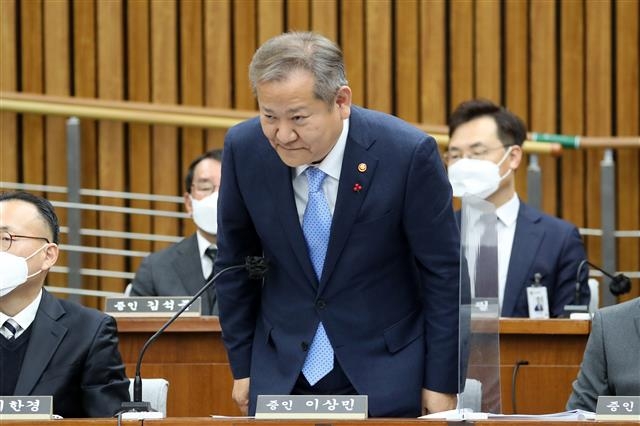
[120,256,268,416]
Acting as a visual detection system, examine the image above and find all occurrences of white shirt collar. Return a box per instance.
[294,118,349,180]
[195,231,215,257]
[0,288,43,332]
[496,193,519,227]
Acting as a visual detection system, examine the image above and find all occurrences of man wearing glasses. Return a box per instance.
[130,149,222,315]
[0,191,129,417]
[445,99,589,317]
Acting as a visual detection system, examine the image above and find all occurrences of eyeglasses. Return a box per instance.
[0,231,50,252]
[191,183,219,196]
[445,144,510,163]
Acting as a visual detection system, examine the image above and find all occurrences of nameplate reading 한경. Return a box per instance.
[0,396,52,420]
[255,395,367,419]
[105,296,202,317]
[596,395,640,421]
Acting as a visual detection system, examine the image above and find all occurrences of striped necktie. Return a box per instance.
[1,318,19,340]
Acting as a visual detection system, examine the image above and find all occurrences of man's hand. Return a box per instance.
[422,388,457,415]
[232,377,250,415]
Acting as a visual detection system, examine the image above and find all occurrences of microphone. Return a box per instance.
[581,260,631,296]
[119,256,268,417]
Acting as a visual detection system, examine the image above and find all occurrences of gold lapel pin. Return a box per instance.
[357,163,367,173]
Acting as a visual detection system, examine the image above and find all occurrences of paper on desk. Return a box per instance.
[420,408,596,421]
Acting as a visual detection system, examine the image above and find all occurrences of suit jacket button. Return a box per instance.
[316,299,326,309]
[301,342,309,351]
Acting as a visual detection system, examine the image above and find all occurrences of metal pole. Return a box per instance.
[66,117,82,302]
[526,154,541,210]
[600,149,617,307]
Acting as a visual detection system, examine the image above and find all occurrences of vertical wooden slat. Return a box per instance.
[474,0,501,102]
[560,0,585,227]
[419,0,447,125]
[97,0,125,293]
[287,0,310,31]
[151,0,179,248]
[584,0,613,271]
[204,0,232,151]
[504,0,529,200]
[340,0,365,106]
[233,0,257,109]
[73,0,99,303]
[0,0,18,182]
[258,0,283,44]
[311,0,337,39]
[529,0,557,215]
[43,0,70,287]
[364,0,392,112]
[615,0,640,301]
[20,0,45,185]
[449,0,474,110]
[127,0,153,265]
[395,0,419,122]
[180,0,205,231]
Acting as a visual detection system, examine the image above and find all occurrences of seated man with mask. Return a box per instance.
[445,99,589,317]
[0,191,130,417]
[130,149,222,315]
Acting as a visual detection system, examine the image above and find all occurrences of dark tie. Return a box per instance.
[2,319,19,340]
[475,214,498,298]
[204,246,217,283]
[300,167,334,385]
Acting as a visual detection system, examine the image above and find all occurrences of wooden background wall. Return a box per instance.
[0,0,638,302]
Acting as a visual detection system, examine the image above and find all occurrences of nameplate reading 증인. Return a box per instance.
[255,395,368,419]
[0,396,52,420]
[105,296,202,317]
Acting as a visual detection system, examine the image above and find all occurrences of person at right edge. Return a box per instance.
[445,99,589,317]
[215,31,462,417]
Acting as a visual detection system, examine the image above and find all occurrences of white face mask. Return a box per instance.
[0,245,47,297]
[447,147,513,199]
[191,191,219,235]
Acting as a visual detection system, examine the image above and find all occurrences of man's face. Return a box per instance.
[256,69,352,167]
[0,200,56,280]
[184,158,222,216]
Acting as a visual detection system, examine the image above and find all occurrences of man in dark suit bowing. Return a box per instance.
[215,32,462,417]
[0,191,129,417]
[130,149,222,315]
[445,99,589,317]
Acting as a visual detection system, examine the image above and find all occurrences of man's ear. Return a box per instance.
[508,145,523,170]
[42,244,59,271]
[335,86,352,120]
[184,192,193,216]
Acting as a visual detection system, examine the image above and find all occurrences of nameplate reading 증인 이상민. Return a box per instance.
[595,395,640,421]
[105,296,202,317]
[0,396,52,420]
[255,395,368,419]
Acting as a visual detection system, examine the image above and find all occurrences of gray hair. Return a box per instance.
[249,31,348,105]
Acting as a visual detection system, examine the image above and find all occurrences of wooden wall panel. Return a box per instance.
[127,0,153,265]
[395,0,420,122]
[232,0,257,110]
[449,0,474,110]
[20,0,45,185]
[340,0,365,106]
[474,0,500,102]
[287,0,310,31]
[585,1,613,269]
[310,0,337,40]
[529,0,557,215]
[0,0,18,182]
[615,0,640,301]
[97,0,126,293]
[364,0,392,113]
[560,0,586,228]
[504,0,529,200]
[258,0,284,44]
[151,1,179,249]
[419,0,446,125]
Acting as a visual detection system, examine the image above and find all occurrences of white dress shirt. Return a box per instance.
[496,194,519,308]
[0,288,42,339]
[196,231,216,279]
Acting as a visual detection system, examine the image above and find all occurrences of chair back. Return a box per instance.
[128,378,169,417]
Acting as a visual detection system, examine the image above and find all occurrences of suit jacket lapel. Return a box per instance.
[502,203,544,316]
[320,111,378,294]
[264,148,318,287]
[14,290,68,395]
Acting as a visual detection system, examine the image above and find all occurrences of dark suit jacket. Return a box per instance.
[130,234,217,315]
[567,297,640,411]
[11,290,129,418]
[456,201,589,317]
[215,106,462,417]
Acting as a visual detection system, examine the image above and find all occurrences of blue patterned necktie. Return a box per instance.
[301,167,334,385]
[2,318,19,340]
